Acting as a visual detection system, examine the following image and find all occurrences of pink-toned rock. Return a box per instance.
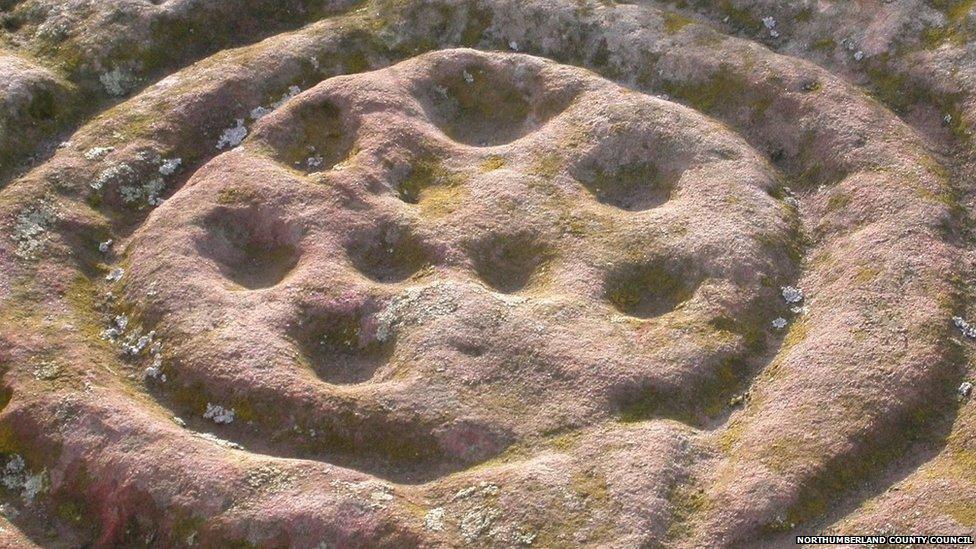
[0,0,974,547]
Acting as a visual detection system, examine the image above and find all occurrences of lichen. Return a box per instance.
[203,403,235,424]
[99,67,136,96]
[158,157,182,176]
[1,454,48,503]
[11,197,59,260]
[83,146,115,160]
[216,119,248,149]
[424,507,446,531]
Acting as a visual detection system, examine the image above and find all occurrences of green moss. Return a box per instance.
[718,419,745,454]
[756,228,804,266]
[64,274,113,346]
[616,385,673,423]
[555,210,591,238]
[529,153,563,179]
[826,191,851,212]
[663,12,695,34]
[616,353,746,424]
[548,430,583,452]
[459,3,494,46]
[854,266,881,284]
[479,155,505,171]
[662,64,751,114]
[574,0,595,18]
[605,262,695,319]
[52,464,96,534]
[944,500,976,527]
[341,49,371,74]
[570,469,609,503]
[710,315,766,354]
[916,181,963,215]
[433,64,531,145]
[921,0,975,48]
[171,514,207,547]
[467,232,551,293]
[862,58,971,142]
[217,187,260,205]
[718,0,760,29]
[579,159,671,210]
[782,316,809,350]
[665,483,709,541]
[811,38,836,52]
[398,157,467,216]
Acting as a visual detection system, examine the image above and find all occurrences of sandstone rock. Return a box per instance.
[0,0,975,546]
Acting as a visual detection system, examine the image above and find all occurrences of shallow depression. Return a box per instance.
[194,206,302,290]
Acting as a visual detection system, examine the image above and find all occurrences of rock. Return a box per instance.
[0,0,974,546]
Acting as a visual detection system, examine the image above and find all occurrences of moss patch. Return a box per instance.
[397,157,465,211]
[663,12,695,34]
[666,482,709,541]
[479,155,505,171]
[605,260,700,319]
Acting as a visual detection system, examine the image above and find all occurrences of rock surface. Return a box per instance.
[0,0,975,546]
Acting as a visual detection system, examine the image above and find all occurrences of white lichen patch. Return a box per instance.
[512,528,537,546]
[32,360,62,381]
[84,146,115,160]
[11,197,59,259]
[771,317,787,330]
[100,67,135,96]
[145,353,165,382]
[959,381,973,401]
[424,507,446,531]
[216,119,248,149]
[119,177,166,207]
[122,329,155,356]
[92,162,137,191]
[460,504,501,543]
[781,286,804,304]
[376,282,463,341]
[102,313,128,341]
[105,267,124,282]
[953,316,976,339]
[1,455,48,503]
[194,432,243,450]
[250,85,302,120]
[203,403,235,424]
[330,479,396,509]
[307,155,324,169]
[245,465,295,490]
[99,239,113,253]
[249,106,273,120]
[159,157,182,176]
